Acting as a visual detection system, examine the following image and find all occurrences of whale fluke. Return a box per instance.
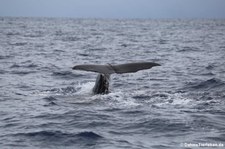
[111,62,160,74]
[72,62,160,94]
[72,62,160,74]
[72,64,115,74]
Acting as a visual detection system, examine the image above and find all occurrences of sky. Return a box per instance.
[0,0,225,19]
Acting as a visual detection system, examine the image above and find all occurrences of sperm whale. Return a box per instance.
[72,62,160,94]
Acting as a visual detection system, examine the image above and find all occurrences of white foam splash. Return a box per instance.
[153,92,196,108]
[74,82,95,95]
[90,91,140,109]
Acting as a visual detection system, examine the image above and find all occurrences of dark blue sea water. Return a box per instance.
[0,17,225,149]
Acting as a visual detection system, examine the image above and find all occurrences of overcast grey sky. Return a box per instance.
[0,0,225,19]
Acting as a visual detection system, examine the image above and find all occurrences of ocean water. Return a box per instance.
[0,17,225,149]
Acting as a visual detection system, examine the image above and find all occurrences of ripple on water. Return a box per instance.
[7,130,104,147]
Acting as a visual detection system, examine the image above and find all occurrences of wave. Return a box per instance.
[10,63,38,69]
[10,70,37,75]
[42,96,58,106]
[9,42,27,46]
[0,55,14,60]
[178,46,200,52]
[184,78,225,91]
[206,136,225,142]
[11,130,103,143]
[61,36,81,42]
[76,131,103,139]
[15,130,102,138]
[6,32,21,36]
[15,130,67,138]
[52,71,83,79]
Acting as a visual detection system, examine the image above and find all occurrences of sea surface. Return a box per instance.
[0,17,225,149]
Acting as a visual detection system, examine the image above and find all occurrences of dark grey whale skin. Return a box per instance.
[72,62,160,94]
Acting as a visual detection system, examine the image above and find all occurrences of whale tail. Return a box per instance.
[72,62,160,94]
[72,62,160,74]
